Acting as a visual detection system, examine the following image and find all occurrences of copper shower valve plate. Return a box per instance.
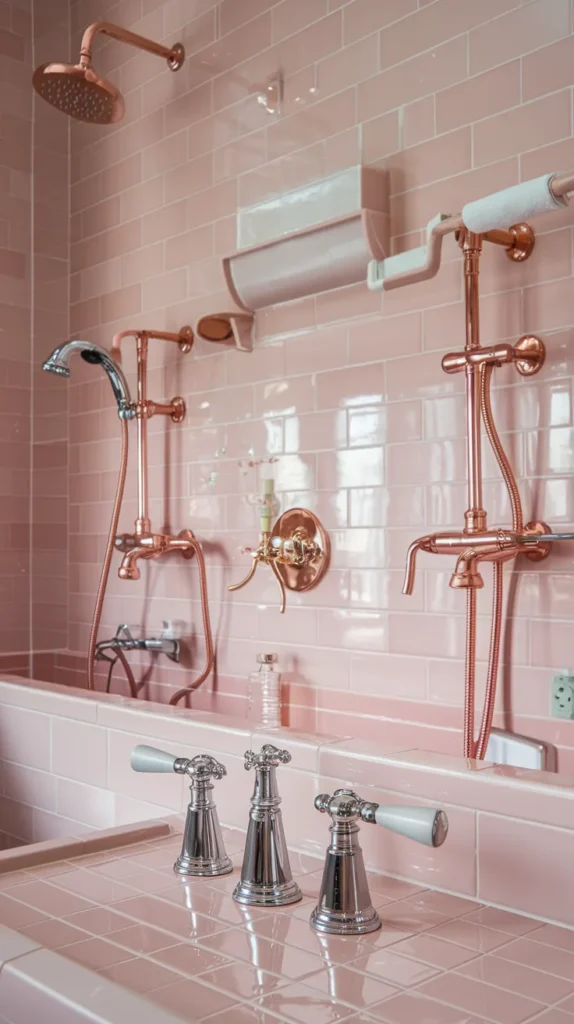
[273,508,330,594]
[178,326,194,354]
[171,397,186,423]
[523,521,552,562]
[506,223,534,262]
[514,334,545,376]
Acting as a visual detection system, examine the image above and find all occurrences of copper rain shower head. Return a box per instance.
[32,21,185,124]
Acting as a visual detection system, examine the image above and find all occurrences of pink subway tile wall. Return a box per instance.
[2,1,573,767]
[31,0,70,654]
[0,0,69,665]
[1,677,574,927]
[0,0,32,658]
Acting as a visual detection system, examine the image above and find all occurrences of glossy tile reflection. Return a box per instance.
[0,825,572,1021]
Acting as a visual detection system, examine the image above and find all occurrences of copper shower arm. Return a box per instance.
[79,21,185,71]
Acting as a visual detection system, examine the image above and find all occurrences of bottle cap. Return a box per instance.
[257,653,278,664]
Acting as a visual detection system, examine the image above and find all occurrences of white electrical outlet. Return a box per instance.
[551,673,574,720]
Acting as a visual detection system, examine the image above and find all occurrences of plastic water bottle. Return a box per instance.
[248,653,281,729]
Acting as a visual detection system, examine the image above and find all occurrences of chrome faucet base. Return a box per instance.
[310,904,381,936]
[233,745,302,908]
[233,877,301,907]
[174,850,232,878]
[311,789,448,936]
[311,791,380,936]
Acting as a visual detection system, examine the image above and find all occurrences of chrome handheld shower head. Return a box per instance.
[43,340,134,419]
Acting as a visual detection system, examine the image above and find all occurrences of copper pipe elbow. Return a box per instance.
[403,537,431,595]
[449,551,484,590]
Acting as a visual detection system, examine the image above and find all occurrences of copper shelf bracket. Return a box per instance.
[229,508,330,614]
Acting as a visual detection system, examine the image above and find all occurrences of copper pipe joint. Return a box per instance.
[135,398,186,422]
[442,337,545,376]
[442,344,515,374]
[464,509,487,534]
[457,224,534,261]
[118,530,196,580]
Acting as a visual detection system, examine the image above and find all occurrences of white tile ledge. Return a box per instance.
[0,818,172,873]
[0,947,188,1024]
[2,675,573,794]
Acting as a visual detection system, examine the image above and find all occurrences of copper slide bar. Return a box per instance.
[462,230,485,535]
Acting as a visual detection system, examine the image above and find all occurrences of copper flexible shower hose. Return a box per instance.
[463,364,524,758]
[168,539,215,706]
[87,417,129,690]
[481,364,523,534]
[463,588,477,759]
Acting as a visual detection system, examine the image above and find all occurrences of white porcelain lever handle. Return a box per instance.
[374,805,449,847]
[131,744,179,773]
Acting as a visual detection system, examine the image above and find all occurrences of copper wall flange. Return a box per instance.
[168,43,185,71]
[514,335,545,376]
[505,223,534,262]
[523,521,552,562]
[178,326,194,353]
[171,397,186,423]
[178,529,196,559]
[273,508,330,593]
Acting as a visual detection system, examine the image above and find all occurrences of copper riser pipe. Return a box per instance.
[401,226,547,759]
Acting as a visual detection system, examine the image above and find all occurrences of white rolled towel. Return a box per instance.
[462,173,568,233]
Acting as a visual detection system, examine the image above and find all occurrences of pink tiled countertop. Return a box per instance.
[2,675,574,930]
[0,817,573,1024]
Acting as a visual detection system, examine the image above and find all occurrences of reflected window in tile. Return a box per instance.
[349,408,386,447]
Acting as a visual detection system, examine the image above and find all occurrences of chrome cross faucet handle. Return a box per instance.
[233,744,302,907]
[244,744,291,769]
[130,745,232,876]
[311,788,448,935]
